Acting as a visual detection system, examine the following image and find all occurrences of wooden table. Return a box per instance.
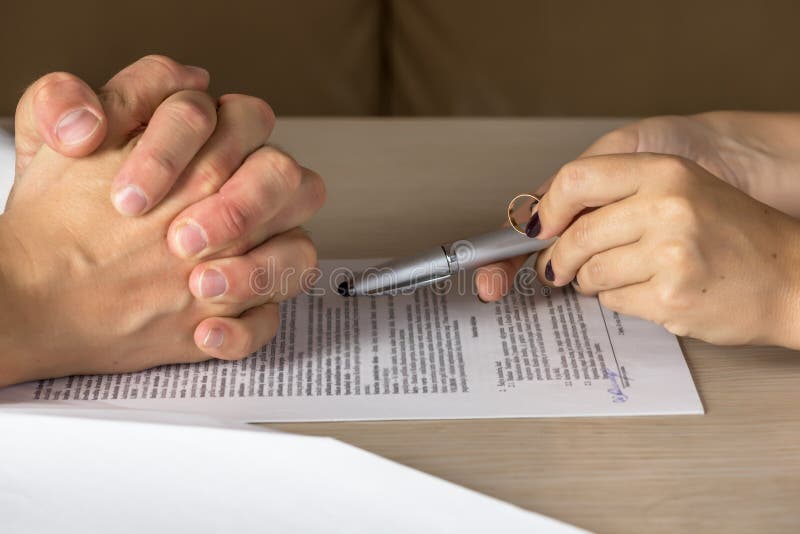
[269,118,800,533]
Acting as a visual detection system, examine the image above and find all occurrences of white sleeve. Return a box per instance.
[0,123,15,214]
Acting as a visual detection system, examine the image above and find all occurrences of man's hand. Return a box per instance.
[16,56,323,263]
[3,56,326,380]
[0,116,318,385]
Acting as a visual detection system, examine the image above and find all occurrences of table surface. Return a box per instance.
[265,118,800,533]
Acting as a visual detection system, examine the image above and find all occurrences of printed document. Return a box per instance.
[0,260,703,421]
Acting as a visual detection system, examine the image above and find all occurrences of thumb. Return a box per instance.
[14,72,107,176]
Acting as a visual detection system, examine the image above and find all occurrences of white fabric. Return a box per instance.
[0,121,14,213]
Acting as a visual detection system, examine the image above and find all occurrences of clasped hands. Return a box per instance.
[0,56,325,386]
[4,58,800,388]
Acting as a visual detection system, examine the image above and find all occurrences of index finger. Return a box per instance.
[111,90,217,216]
[99,55,209,143]
[535,154,649,240]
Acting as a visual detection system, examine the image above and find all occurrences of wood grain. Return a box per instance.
[262,118,800,533]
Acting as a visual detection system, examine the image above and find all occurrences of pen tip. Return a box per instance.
[337,280,353,297]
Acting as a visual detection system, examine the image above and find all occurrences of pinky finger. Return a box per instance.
[194,303,280,360]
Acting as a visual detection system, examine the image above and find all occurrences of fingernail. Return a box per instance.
[112,185,148,216]
[525,212,541,238]
[199,269,227,298]
[545,260,555,282]
[203,328,224,349]
[176,221,208,257]
[56,108,101,146]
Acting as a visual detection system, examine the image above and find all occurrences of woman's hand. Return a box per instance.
[0,87,324,389]
[525,153,800,348]
[563,112,800,217]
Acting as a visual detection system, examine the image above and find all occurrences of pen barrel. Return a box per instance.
[448,227,556,271]
[349,247,453,295]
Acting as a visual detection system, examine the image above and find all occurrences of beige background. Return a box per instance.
[3,1,800,117]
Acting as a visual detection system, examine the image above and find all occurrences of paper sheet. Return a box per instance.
[0,260,703,421]
[0,410,587,534]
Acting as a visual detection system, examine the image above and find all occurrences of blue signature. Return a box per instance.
[607,370,628,403]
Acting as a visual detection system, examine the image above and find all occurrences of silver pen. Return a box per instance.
[338,227,556,296]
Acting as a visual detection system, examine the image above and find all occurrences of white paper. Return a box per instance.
[0,410,586,534]
[0,260,703,421]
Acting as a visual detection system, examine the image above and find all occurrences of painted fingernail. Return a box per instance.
[545,260,555,282]
[199,269,227,298]
[112,185,148,216]
[176,221,207,257]
[525,212,541,238]
[56,108,101,146]
[203,328,224,349]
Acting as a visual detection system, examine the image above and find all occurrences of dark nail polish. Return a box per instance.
[545,260,555,282]
[525,212,541,238]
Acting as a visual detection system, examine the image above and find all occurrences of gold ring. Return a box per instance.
[507,193,540,235]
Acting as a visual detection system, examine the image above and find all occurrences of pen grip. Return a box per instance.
[449,227,556,270]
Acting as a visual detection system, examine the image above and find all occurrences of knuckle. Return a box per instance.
[218,196,254,239]
[583,257,608,288]
[658,240,697,270]
[246,95,276,125]
[662,320,690,338]
[140,55,183,81]
[167,96,215,137]
[146,146,180,178]
[193,157,229,195]
[193,144,240,194]
[220,94,275,134]
[263,150,302,193]
[655,282,689,311]
[657,155,693,182]
[570,216,593,249]
[97,85,130,113]
[655,195,696,223]
[555,161,586,196]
